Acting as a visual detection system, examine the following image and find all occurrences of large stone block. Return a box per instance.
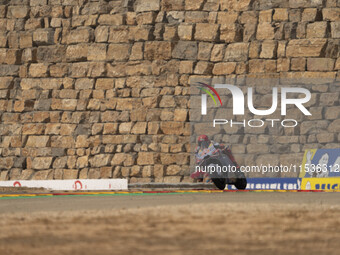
[335,58,340,70]
[118,122,132,134]
[174,109,188,122]
[137,152,155,165]
[247,144,269,154]
[130,42,143,60]
[66,44,88,61]
[75,78,94,89]
[160,122,184,135]
[37,45,66,63]
[161,0,184,11]
[116,98,142,110]
[63,169,79,179]
[256,23,275,40]
[286,39,327,57]
[224,42,249,61]
[129,26,153,41]
[320,93,339,106]
[98,14,124,25]
[14,100,35,112]
[197,42,213,60]
[328,119,340,133]
[0,31,7,47]
[178,24,193,40]
[20,169,35,180]
[242,23,256,42]
[88,43,107,61]
[49,63,68,77]
[291,58,306,71]
[30,0,47,6]
[20,78,62,90]
[306,22,328,38]
[26,136,50,147]
[185,0,204,10]
[145,41,172,60]
[289,0,315,8]
[100,167,113,178]
[194,61,213,74]
[302,8,319,22]
[220,0,252,11]
[220,23,243,42]
[25,18,43,30]
[194,23,219,42]
[88,62,106,77]
[29,63,49,77]
[212,62,236,75]
[210,44,225,62]
[134,0,160,12]
[96,78,114,89]
[260,41,277,59]
[67,28,94,44]
[217,12,238,24]
[280,71,336,85]
[249,59,276,73]
[108,27,129,43]
[22,124,45,135]
[7,6,29,18]
[172,41,198,60]
[259,9,273,23]
[322,8,340,21]
[331,22,340,38]
[88,168,101,179]
[31,157,53,170]
[131,122,147,134]
[5,49,22,65]
[0,5,5,18]
[33,29,54,46]
[95,26,109,42]
[325,106,340,119]
[166,165,181,175]
[19,32,33,48]
[136,12,157,25]
[307,58,335,71]
[273,8,288,21]
[0,77,13,89]
[103,123,118,134]
[51,99,78,110]
[159,96,176,107]
[89,154,112,167]
[69,62,88,77]
[316,133,335,143]
[32,170,53,180]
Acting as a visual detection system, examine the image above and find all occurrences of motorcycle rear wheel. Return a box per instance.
[234,171,247,190]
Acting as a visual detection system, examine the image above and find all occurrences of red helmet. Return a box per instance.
[198,135,210,148]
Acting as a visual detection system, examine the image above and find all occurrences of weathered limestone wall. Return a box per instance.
[0,0,339,182]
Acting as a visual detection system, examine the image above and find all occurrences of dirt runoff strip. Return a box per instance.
[0,202,339,255]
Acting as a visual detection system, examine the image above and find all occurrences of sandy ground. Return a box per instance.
[0,192,340,255]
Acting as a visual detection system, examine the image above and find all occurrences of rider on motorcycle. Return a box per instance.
[191,135,240,181]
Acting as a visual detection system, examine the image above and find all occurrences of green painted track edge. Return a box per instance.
[0,192,188,200]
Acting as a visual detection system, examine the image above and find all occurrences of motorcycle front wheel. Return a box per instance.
[204,158,227,190]
[234,170,247,190]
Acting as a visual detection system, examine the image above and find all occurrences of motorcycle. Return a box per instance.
[197,148,247,190]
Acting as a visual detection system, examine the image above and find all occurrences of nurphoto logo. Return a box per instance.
[198,83,312,128]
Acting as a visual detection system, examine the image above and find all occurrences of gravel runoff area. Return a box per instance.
[0,192,340,255]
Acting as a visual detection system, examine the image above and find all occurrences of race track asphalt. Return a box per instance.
[1,191,339,214]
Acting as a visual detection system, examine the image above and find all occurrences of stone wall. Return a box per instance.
[0,0,339,182]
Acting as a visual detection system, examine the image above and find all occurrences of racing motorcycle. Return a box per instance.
[197,148,247,190]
